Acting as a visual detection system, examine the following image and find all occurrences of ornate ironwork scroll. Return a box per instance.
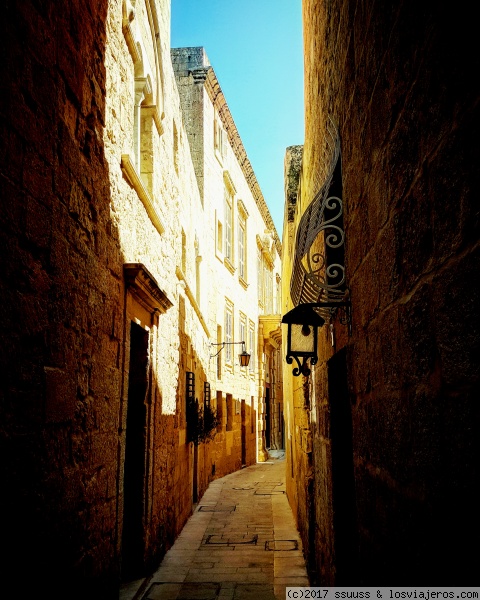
[290,118,349,325]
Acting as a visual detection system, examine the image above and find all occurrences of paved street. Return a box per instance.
[122,453,309,600]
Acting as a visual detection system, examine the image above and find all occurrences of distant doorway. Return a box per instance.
[328,347,358,583]
[122,321,149,581]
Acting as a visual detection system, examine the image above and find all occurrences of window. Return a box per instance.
[120,0,166,236]
[223,172,236,273]
[225,301,233,365]
[215,210,224,262]
[257,244,273,314]
[224,188,233,262]
[238,211,246,281]
[214,111,227,161]
[134,75,154,190]
[217,219,223,254]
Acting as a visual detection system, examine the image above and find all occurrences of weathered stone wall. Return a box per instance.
[287,0,480,586]
[282,146,319,578]
[172,47,283,472]
[0,1,121,596]
[0,2,283,597]
[0,0,210,595]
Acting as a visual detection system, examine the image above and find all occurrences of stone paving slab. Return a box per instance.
[131,456,309,600]
[143,582,278,600]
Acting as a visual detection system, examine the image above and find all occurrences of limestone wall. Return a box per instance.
[283,0,479,586]
[172,47,283,472]
[0,1,283,596]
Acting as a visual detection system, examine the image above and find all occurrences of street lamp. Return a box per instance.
[210,341,251,367]
[282,301,351,376]
[282,304,325,377]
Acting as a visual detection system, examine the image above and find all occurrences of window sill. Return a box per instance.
[121,154,165,235]
[175,266,210,337]
[224,363,234,375]
[224,258,236,275]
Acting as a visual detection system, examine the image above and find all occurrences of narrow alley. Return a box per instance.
[121,452,308,600]
[1,0,478,596]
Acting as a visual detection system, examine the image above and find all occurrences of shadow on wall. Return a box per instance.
[0,1,144,598]
[175,295,258,510]
[1,1,263,597]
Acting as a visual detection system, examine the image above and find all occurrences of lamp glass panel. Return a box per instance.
[290,323,316,354]
[239,352,250,367]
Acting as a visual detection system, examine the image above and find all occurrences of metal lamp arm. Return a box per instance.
[209,341,247,359]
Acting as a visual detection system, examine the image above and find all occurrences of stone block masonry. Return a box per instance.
[283,0,480,587]
[0,1,283,598]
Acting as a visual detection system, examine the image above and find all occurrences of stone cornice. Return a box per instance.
[259,315,282,347]
[191,67,210,84]
[124,263,173,314]
[237,199,249,218]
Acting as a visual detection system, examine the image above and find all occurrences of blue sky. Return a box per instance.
[170,0,304,237]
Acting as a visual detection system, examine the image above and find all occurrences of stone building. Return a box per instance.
[171,47,283,467]
[0,1,282,598]
[282,0,479,587]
